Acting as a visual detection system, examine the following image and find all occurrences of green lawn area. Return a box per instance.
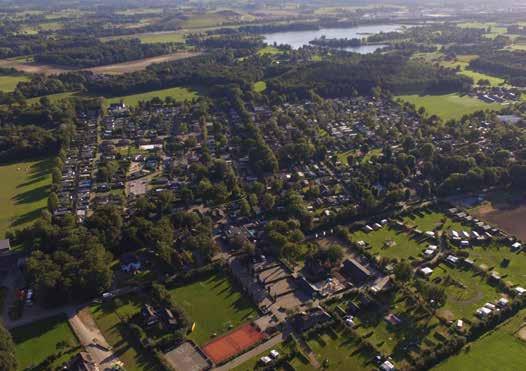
[467,242,526,286]
[352,227,426,260]
[232,341,312,371]
[168,272,258,345]
[0,158,53,238]
[402,210,470,233]
[430,264,502,321]
[439,55,507,87]
[0,75,29,92]
[433,308,526,371]
[307,328,373,370]
[257,46,281,56]
[396,93,501,121]
[253,80,266,93]
[91,295,161,371]
[12,315,80,370]
[106,87,197,106]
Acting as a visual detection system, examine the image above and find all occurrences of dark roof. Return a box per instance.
[341,258,373,285]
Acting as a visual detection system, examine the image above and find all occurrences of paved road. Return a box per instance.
[213,332,286,371]
[66,307,121,370]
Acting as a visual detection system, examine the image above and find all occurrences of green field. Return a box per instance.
[0,75,29,92]
[91,295,160,371]
[257,46,282,56]
[433,308,526,371]
[468,242,526,286]
[352,227,426,260]
[169,272,258,345]
[402,210,470,233]
[253,81,267,93]
[439,55,507,87]
[0,158,53,238]
[12,315,80,370]
[106,87,197,106]
[397,93,501,121]
[430,264,502,320]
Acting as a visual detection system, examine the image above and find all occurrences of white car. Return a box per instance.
[260,356,272,365]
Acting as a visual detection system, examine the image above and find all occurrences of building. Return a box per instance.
[65,352,99,371]
[341,258,373,286]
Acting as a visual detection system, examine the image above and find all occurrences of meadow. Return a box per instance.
[402,209,471,233]
[106,87,198,106]
[0,158,52,238]
[396,93,501,121]
[433,308,526,371]
[168,272,258,345]
[0,75,29,92]
[352,227,426,260]
[12,315,80,370]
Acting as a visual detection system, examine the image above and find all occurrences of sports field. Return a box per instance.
[12,315,80,370]
[106,87,198,106]
[433,308,526,371]
[397,93,501,121]
[0,158,52,238]
[202,323,265,364]
[168,272,258,345]
[0,75,29,92]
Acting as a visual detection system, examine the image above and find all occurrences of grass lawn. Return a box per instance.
[0,158,53,238]
[0,75,29,92]
[307,327,373,370]
[352,227,426,260]
[106,87,197,106]
[467,242,526,286]
[253,81,267,93]
[430,264,502,321]
[433,308,526,371]
[257,46,281,56]
[12,315,80,370]
[168,272,258,345]
[91,295,161,371]
[402,210,470,233]
[232,341,312,371]
[396,93,501,121]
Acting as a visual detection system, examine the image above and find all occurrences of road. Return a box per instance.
[66,307,121,370]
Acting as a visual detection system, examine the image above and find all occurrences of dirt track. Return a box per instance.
[472,203,526,241]
[0,51,201,75]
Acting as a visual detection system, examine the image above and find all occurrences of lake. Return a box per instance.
[263,24,402,54]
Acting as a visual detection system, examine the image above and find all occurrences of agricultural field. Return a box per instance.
[351,226,427,260]
[396,93,501,121]
[91,295,160,371]
[0,158,52,238]
[430,264,503,321]
[106,87,198,106]
[0,75,29,92]
[12,315,80,370]
[433,308,526,371]
[168,272,258,345]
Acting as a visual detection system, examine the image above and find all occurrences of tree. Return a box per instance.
[394,260,413,282]
[47,192,59,212]
[0,324,16,371]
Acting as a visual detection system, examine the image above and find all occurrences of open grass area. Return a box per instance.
[0,158,52,238]
[106,87,198,106]
[253,81,267,93]
[467,242,526,286]
[26,92,77,105]
[402,209,470,233]
[352,227,426,260]
[433,308,526,371]
[396,93,501,121]
[430,264,502,321]
[103,31,185,44]
[168,272,258,345]
[307,327,373,370]
[12,314,80,370]
[439,55,507,87]
[257,46,282,56]
[91,295,161,371]
[0,75,29,92]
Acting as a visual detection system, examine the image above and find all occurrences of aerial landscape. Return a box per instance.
[0,0,526,370]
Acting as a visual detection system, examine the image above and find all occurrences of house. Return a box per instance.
[341,258,373,286]
[0,239,11,254]
[419,267,433,277]
[120,253,142,273]
[65,352,99,371]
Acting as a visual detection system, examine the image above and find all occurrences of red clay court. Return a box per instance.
[202,323,266,364]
